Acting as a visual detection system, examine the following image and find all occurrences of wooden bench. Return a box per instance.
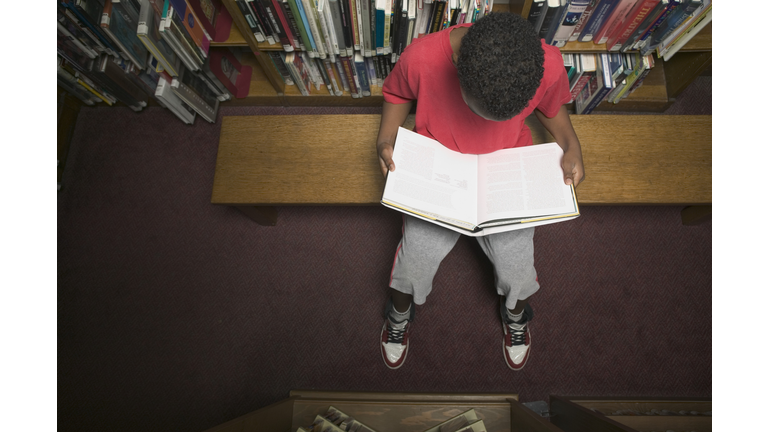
[211,114,711,225]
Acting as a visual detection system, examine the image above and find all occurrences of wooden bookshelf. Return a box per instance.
[212,0,710,110]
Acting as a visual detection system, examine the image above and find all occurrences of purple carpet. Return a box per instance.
[57,77,712,432]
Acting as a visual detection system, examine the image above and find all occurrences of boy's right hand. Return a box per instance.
[377,141,396,177]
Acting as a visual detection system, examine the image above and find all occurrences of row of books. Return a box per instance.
[564,50,655,114]
[529,0,712,59]
[267,49,391,96]
[296,407,486,432]
[57,0,254,124]
[233,0,493,61]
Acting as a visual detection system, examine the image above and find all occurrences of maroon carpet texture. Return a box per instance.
[58,79,712,432]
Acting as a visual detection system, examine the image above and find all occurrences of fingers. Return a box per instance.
[562,161,584,188]
[378,143,396,177]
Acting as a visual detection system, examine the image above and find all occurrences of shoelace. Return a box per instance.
[387,319,408,344]
[507,322,527,346]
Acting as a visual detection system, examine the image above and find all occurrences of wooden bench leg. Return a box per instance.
[681,205,711,226]
[235,206,278,226]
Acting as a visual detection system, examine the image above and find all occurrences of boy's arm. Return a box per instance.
[376,100,414,177]
[534,105,585,187]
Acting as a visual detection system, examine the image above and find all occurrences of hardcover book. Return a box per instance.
[577,0,620,42]
[208,48,253,98]
[171,67,220,122]
[382,128,580,236]
[552,0,591,47]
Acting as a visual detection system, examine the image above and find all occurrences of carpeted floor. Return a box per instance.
[57,76,712,432]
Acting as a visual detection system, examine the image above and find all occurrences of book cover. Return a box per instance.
[655,0,708,54]
[604,0,660,51]
[568,0,600,41]
[168,0,212,55]
[630,0,679,50]
[659,4,710,60]
[382,128,580,236]
[160,5,202,71]
[537,0,562,41]
[577,0,620,41]
[353,52,371,95]
[594,0,638,45]
[208,48,253,98]
[552,0,591,47]
[187,0,233,42]
[617,0,668,52]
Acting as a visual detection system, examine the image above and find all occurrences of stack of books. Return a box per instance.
[57,0,253,124]
[295,407,488,432]
[233,0,495,97]
[530,0,711,58]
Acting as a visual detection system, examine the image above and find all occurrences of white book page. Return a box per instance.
[383,128,478,226]
[476,142,576,224]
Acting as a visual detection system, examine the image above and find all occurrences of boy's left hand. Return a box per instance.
[562,148,585,187]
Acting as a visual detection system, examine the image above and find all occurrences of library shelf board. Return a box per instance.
[381,127,580,236]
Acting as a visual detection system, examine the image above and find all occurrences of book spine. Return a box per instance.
[607,0,659,51]
[334,57,351,91]
[322,58,344,95]
[618,0,667,52]
[348,0,361,50]
[289,0,317,53]
[272,0,298,50]
[353,53,371,95]
[282,0,308,50]
[631,0,678,50]
[329,0,348,53]
[595,0,638,45]
[317,0,337,58]
[247,0,277,44]
[552,0,591,47]
[301,0,328,57]
[235,0,267,42]
[578,0,619,42]
[569,0,599,41]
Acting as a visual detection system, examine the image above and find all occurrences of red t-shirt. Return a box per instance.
[382,23,572,154]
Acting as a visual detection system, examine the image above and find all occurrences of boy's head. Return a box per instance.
[456,12,545,121]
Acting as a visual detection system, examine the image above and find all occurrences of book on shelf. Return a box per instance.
[381,127,580,236]
[246,0,278,45]
[569,53,595,101]
[316,0,338,59]
[616,0,669,52]
[639,0,701,55]
[322,58,345,94]
[58,9,101,59]
[604,0,661,51]
[574,52,613,114]
[187,0,233,42]
[592,0,637,45]
[207,48,253,98]
[170,65,221,122]
[334,57,352,91]
[156,76,197,123]
[273,0,300,51]
[654,0,709,52]
[60,0,122,57]
[536,0,563,42]
[577,0,621,42]
[551,0,590,47]
[90,53,149,110]
[160,4,203,71]
[568,0,599,41]
[234,0,267,42]
[627,0,678,51]
[420,409,486,432]
[658,3,710,60]
[348,0,360,50]
[137,0,182,76]
[353,52,372,95]
[168,0,212,56]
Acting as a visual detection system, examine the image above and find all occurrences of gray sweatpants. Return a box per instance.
[389,215,539,311]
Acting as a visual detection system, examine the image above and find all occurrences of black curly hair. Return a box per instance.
[457,12,545,120]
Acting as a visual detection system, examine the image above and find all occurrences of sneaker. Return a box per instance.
[380,299,414,369]
[500,299,533,371]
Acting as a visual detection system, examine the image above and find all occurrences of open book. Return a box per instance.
[381,127,580,236]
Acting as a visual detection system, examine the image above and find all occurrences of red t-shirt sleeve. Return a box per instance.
[382,49,418,104]
[534,49,573,118]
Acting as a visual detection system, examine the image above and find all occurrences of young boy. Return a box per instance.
[376,12,585,370]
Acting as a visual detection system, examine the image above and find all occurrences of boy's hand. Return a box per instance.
[562,148,585,187]
[377,141,396,177]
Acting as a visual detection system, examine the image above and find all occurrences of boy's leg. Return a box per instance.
[476,227,538,371]
[381,215,461,369]
[389,215,461,306]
